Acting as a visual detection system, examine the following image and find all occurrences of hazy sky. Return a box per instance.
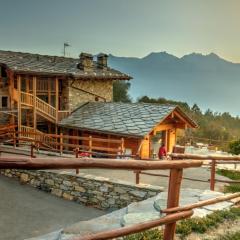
[0,0,240,62]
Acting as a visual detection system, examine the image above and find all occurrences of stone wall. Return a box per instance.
[0,169,163,210]
[67,79,113,111]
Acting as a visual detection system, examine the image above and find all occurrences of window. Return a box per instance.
[0,67,7,78]
[1,96,8,108]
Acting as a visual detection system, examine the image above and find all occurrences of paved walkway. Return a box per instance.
[0,175,105,240]
[63,167,229,191]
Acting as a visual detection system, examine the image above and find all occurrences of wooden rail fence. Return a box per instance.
[134,153,240,192]
[0,156,239,240]
[0,126,125,156]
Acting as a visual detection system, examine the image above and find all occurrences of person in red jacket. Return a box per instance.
[158,143,167,160]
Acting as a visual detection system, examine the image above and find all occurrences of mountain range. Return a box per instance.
[108,52,240,116]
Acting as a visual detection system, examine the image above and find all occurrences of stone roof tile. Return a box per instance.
[0,50,131,80]
[59,102,186,137]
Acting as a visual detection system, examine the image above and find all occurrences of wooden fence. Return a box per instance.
[1,126,124,156]
[0,156,239,240]
[134,153,240,192]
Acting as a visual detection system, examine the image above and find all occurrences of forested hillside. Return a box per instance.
[113,81,240,150]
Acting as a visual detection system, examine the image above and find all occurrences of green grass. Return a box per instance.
[217,169,240,180]
[124,208,240,240]
[216,169,240,193]
[217,231,240,240]
[123,229,163,240]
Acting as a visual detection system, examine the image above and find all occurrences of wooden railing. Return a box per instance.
[21,92,34,107]
[35,96,56,121]
[15,90,70,123]
[3,127,124,155]
[0,156,239,240]
[20,125,34,139]
[134,153,240,191]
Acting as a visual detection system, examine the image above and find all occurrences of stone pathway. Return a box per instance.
[28,189,235,240]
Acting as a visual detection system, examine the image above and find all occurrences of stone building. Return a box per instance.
[0,49,197,158]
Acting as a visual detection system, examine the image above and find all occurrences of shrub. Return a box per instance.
[123,229,163,240]
[229,140,240,155]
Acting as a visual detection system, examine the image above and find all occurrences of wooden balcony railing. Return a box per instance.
[35,96,56,121]
[21,92,34,107]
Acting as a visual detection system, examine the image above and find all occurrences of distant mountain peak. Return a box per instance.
[143,51,178,59]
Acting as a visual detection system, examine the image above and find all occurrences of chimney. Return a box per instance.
[78,53,93,71]
[97,53,108,70]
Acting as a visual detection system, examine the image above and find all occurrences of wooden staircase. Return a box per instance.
[20,125,57,149]
[21,91,57,123]
[15,91,69,123]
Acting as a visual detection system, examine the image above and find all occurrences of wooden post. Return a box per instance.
[17,75,21,145]
[30,144,36,158]
[121,137,125,155]
[210,160,216,191]
[75,147,79,174]
[33,76,37,133]
[13,128,16,148]
[135,170,141,184]
[89,136,92,157]
[48,77,51,105]
[60,132,63,155]
[55,77,59,124]
[163,168,183,240]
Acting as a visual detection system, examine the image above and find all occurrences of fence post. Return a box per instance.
[135,170,141,184]
[163,168,183,240]
[60,132,63,156]
[13,129,16,148]
[89,136,92,158]
[30,144,36,158]
[75,148,79,174]
[210,160,216,191]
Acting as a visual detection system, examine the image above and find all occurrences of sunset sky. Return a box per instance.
[0,0,240,62]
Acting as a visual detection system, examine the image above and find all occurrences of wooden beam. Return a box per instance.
[171,153,240,161]
[153,124,175,132]
[33,76,37,132]
[0,157,203,170]
[48,78,51,105]
[162,192,240,214]
[17,75,21,131]
[163,168,183,240]
[75,210,193,240]
[55,77,59,123]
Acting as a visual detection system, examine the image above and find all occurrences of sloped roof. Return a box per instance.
[59,102,197,137]
[0,50,131,80]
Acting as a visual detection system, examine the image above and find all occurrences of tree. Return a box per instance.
[229,140,240,155]
[113,81,132,102]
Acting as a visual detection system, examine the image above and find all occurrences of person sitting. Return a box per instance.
[158,143,167,160]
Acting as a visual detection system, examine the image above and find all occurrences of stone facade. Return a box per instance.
[67,79,113,111]
[0,169,163,210]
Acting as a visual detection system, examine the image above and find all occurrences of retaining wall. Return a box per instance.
[0,169,163,210]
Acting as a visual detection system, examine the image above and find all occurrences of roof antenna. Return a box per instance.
[63,42,70,57]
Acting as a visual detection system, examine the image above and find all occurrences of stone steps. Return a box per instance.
[30,188,234,240]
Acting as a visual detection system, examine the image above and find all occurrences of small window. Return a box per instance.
[0,67,7,78]
[2,96,8,108]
